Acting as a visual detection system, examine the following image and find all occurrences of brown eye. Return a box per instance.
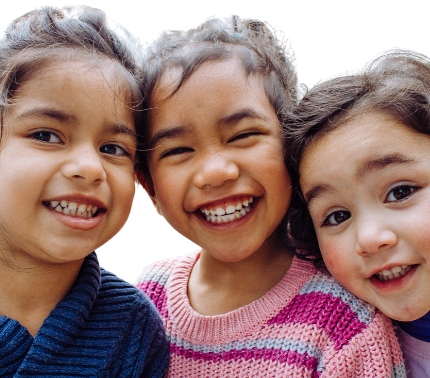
[324,210,351,226]
[386,185,418,202]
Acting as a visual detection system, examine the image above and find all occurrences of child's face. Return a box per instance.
[299,111,430,321]
[0,59,136,266]
[146,59,291,262]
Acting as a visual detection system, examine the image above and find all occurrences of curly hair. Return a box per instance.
[136,15,297,177]
[0,6,143,139]
[285,50,430,269]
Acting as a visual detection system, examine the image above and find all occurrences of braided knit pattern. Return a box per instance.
[136,253,405,378]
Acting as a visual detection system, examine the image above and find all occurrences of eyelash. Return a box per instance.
[160,147,193,159]
[385,184,419,203]
[228,131,261,142]
[30,130,62,144]
[321,184,420,227]
[30,130,131,157]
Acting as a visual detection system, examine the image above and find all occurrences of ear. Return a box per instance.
[138,171,163,216]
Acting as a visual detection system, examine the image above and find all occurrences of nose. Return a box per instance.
[193,152,239,189]
[63,144,106,184]
[356,216,397,256]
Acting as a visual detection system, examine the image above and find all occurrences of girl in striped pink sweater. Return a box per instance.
[136,17,405,377]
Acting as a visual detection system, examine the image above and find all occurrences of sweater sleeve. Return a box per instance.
[321,312,405,378]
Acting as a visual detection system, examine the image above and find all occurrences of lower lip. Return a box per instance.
[196,199,258,230]
[369,265,418,293]
[49,207,105,230]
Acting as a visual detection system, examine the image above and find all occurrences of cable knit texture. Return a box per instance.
[0,252,169,378]
[136,252,405,378]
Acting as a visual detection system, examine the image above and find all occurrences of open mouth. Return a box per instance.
[43,200,104,219]
[373,265,415,282]
[199,197,255,224]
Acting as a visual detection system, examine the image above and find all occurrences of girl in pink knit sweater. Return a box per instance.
[136,17,405,377]
[287,51,430,378]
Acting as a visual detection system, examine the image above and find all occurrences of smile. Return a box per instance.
[200,197,254,224]
[374,265,413,282]
[44,200,102,219]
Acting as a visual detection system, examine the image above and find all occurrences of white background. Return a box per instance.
[2,0,429,283]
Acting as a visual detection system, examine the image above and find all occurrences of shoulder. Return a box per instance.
[97,269,170,377]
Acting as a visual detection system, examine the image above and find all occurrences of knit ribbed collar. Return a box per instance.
[0,252,100,375]
[166,252,314,345]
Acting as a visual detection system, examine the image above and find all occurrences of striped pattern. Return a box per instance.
[1,253,169,378]
[137,253,405,378]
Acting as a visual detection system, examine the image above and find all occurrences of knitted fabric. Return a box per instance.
[1,252,169,378]
[136,252,405,378]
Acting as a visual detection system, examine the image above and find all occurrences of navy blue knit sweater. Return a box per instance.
[0,253,169,377]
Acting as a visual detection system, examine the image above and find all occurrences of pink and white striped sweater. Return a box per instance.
[136,253,405,377]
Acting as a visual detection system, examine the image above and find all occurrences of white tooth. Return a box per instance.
[221,215,229,222]
[401,265,407,270]
[86,211,92,218]
[387,273,394,280]
[210,215,216,222]
[381,269,391,276]
[240,208,246,216]
[206,215,211,221]
[51,201,60,208]
[69,202,78,211]
[200,208,204,213]
[204,209,209,215]
[60,200,68,208]
[209,209,215,215]
[245,206,251,212]
[215,208,225,216]
[91,206,98,214]
[216,216,222,223]
[63,207,71,215]
[391,266,402,274]
[236,203,242,210]
[243,200,249,207]
[70,210,76,216]
[249,197,254,203]
[87,204,93,212]
[55,205,63,212]
[393,272,400,278]
[228,214,235,221]
[234,211,241,219]
[226,205,236,214]
[77,210,84,217]
[78,204,87,212]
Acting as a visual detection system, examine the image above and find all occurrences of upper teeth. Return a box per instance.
[200,197,254,224]
[376,265,412,281]
[48,200,98,219]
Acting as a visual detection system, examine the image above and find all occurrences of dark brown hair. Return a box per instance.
[0,6,143,143]
[285,50,430,268]
[136,15,297,178]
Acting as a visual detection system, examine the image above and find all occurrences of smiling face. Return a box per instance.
[0,58,136,267]
[145,58,292,263]
[299,111,430,321]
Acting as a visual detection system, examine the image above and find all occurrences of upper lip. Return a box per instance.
[193,194,256,212]
[44,194,107,209]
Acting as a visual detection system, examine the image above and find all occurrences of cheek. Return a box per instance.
[319,239,352,283]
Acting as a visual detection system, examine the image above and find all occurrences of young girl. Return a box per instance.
[136,17,404,377]
[286,51,430,377]
[0,6,168,377]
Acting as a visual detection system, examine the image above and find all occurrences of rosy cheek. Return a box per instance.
[320,243,346,276]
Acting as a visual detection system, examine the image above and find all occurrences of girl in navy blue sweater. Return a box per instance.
[0,6,168,377]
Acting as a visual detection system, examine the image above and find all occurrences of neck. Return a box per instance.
[0,255,84,336]
[398,311,430,342]
[188,234,293,316]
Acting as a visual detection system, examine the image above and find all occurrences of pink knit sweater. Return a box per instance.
[136,253,405,377]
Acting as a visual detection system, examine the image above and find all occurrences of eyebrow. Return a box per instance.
[17,108,76,123]
[149,108,271,149]
[304,153,416,206]
[356,153,415,178]
[17,107,137,142]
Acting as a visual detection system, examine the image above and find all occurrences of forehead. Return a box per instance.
[149,58,271,127]
[300,112,429,188]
